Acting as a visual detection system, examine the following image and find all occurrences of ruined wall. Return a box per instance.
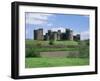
[40,51,79,58]
[34,28,80,41]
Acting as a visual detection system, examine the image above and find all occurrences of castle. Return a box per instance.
[34,28,80,41]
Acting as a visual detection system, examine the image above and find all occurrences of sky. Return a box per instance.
[25,12,89,40]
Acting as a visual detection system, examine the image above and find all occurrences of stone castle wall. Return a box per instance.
[34,28,80,41]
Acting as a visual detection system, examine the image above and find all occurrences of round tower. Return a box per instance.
[66,29,73,40]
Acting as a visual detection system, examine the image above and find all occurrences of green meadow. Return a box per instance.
[25,39,89,68]
[26,40,78,46]
[25,57,89,68]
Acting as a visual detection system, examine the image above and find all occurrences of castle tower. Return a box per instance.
[48,30,52,40]
[65,29,73,40]
[69,30,73,40]
[52,32,57,41]
[57,30,61,40]
[77,34,80,40]
[34,28,43,40]
[45,33,49,40]
[73,34,80,41]
[34,30,37,40]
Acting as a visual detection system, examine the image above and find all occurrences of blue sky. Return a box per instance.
[25,12,89,40]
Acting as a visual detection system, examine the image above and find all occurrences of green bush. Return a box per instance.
[78,40,89,46]
[78,40,89,58]
[36,41,42,46]
[79,45,89,58]
[85,40,89,46]
[25,47,40,57]
[49,40,54,45]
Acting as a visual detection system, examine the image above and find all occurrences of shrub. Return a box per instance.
[25,47,40,57]
[36,41,42,46]
[78,45,89,58]
[85,40,89,46]
[78,40,89,46]
[49,40,54,45]
[78,40,89,58]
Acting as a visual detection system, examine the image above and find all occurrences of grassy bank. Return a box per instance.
[26,40,78,46]
[25,57,89,68]
[25,40,79,52]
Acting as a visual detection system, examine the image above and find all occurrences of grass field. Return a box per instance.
[25,57,89,68]
[26,40,79,52]
[25,39,89,68]
[26,40,78,46]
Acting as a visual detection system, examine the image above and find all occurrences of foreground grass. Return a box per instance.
[25,57,89,68]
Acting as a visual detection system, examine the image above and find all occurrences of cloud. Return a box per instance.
[47,23,53,26]
[51,27,65,32]
[26,13,53,25]
[80,30,89,40]
[43,29,48,35]
[73,32,80,36]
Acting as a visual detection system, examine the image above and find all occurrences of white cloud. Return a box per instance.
[81,30,89,40]
[73,32,80,36]
[26,13,53,25]
[51,27,65,32]
[43,29,48,35]
[47,23,53,26]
